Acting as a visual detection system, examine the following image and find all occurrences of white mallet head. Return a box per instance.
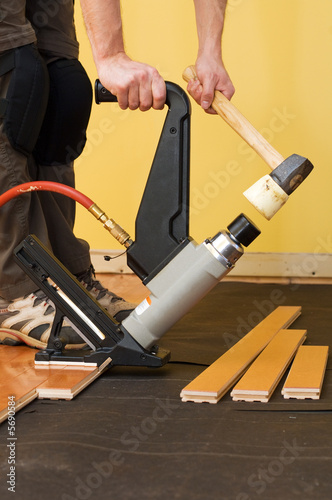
[243,154,314,220]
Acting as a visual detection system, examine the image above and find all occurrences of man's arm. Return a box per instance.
[80,0,233,113]
[80,0,166,111]
[189,0,235,112]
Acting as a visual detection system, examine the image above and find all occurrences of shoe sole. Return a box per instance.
[0,328,86,350]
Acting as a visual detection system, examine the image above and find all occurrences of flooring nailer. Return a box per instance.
[0,76,313,368]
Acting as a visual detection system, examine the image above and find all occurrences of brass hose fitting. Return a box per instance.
[88,204,132,248]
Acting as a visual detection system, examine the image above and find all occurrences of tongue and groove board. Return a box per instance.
[281,345,329,400]
[180,305,302,404]
[0,346,111,424]
[230,329,307,402]
[0,348,44,423]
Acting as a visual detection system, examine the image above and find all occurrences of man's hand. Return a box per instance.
[97,52,166,111]
[189,0,235,113]
[80,0,166,111]
[186,56,235,113]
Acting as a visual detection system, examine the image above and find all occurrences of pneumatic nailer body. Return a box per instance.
[14,81,260,367]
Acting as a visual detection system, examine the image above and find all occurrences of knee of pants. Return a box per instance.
[0,44,49,156]
[0,45,92,167]
[33,58,93,166]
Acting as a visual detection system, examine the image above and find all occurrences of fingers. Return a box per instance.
[137,70,166,111]
[200,78,215,111]
[186,63,235,114]
[151,77,166,110]
[116,87,129,110]
[101,57,166,112]
[187,78,217,113]
[220,82,235,101]
[187,78,203,103]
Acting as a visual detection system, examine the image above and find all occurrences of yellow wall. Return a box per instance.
[73,0,332,254]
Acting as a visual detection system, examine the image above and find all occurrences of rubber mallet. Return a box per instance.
[183,66,313,220]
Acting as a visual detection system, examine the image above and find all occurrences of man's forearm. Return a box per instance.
[79,0,232,110]
[193,0,227,58]
[80,0,124,67]
[79,0,166,110]
[189,0,234,106]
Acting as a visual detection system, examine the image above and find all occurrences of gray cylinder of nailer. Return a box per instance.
[122,219,257,350]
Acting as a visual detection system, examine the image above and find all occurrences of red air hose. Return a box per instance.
[0,181,94,210]
[0,181,131,247]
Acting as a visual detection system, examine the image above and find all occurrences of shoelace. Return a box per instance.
[76,266,120,302]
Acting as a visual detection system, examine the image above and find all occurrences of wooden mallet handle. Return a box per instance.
[183,66,284,171]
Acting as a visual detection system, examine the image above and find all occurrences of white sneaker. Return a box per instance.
[0,290,86,350]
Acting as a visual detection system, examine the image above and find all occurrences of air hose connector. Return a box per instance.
[88,203,132,248]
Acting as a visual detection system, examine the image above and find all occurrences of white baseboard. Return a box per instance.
[90,249,332,278]
[231,252,332,278]
[91,249,131,274]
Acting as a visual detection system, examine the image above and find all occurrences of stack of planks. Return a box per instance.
[181,306,329,404]
[0,346,111,424]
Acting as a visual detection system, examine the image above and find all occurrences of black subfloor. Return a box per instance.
[1,282,332,500]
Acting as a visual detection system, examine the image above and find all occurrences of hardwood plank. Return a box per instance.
[231,329,307,402]
[0,352,35,390]
[1,364,52,396]
[0,347,37,422]
[282,345,329,400]
[0,345,32,362]
[0,362,53,423]
[37,358,112,400]
[180,306,301,404]
[0,345,111,422]
[0,389,38,424]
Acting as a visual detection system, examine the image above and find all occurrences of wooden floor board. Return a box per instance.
[180,306,302,404]
[231,329,307,402]
[0,363,50,423]
[282,345,329,400]
[0,346,111,422]
[37,358,111,400]
[0,345,30,362]
[0,391,38,423]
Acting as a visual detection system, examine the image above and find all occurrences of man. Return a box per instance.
[0,0,234,349]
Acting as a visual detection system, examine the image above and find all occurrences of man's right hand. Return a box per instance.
[97,52,166,111]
